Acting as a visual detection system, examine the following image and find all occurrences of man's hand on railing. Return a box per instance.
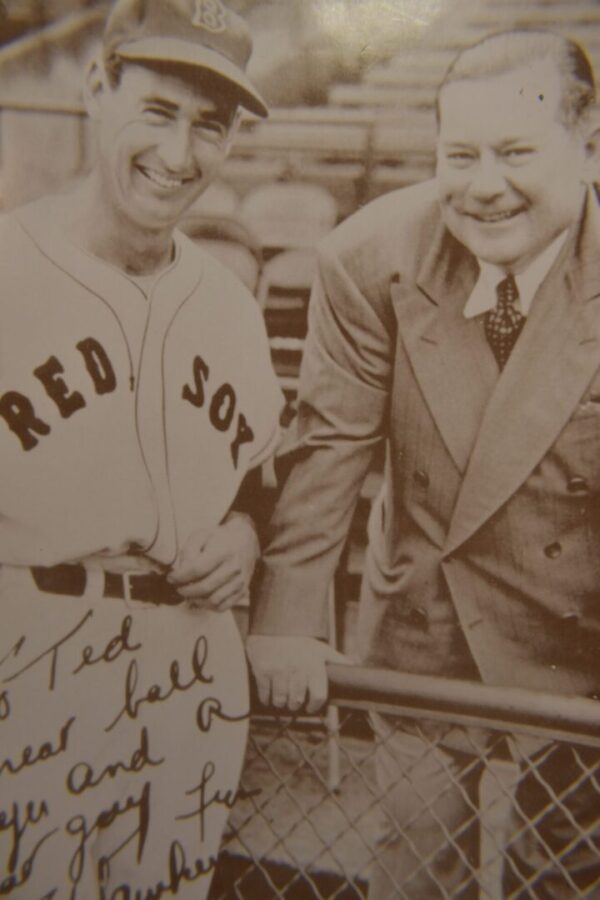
[246,635,351,714]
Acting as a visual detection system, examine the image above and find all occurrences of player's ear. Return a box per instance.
[83,56,109,119]
[578,107,600,182]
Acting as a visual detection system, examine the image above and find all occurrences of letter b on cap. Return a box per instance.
[192,0,227,33]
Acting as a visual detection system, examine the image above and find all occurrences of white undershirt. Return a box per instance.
[463,230,568,319]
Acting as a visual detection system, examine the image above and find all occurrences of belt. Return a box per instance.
[31,564,183,606]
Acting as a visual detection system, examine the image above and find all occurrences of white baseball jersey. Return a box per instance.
[0,197,283,568]
[0,196,283,897]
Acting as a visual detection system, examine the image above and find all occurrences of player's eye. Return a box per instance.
[142,106,174,122]
[192,119,229,144]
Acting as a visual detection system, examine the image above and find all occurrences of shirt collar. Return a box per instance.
[463,229,569,319]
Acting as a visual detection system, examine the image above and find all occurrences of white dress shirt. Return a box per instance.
[463,230,568,319]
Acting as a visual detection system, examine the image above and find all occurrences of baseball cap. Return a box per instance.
[103,0,268,117]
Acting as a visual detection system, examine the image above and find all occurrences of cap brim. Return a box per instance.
[116,37,268,117]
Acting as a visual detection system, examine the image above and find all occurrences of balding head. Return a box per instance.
[437,30,595,130]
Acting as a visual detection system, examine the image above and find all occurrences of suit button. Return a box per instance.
[544,542,562,559]
[567,475,588,493]
[560,611,580,625]
[414,470,429,488]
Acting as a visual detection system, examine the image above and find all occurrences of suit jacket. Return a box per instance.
[252,179,600,697]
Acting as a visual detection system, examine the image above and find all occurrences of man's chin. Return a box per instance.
[458,224,524,268]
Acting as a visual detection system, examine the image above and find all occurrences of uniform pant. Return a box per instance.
[368,714,600,899]
[0,565,248,899]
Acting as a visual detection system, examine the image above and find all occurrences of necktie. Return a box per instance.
[484,274,524,370]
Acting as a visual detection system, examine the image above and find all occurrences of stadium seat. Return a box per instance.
[257,247,318,414]
[178,214,262,294]
[239,181,338,253]
[186,179,239,218]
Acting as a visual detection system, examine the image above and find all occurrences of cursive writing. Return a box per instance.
[0,716,75,777]
[73,615,141,675]
[0,798,50,874]
[105,637,213,733]
[4,611,93,690]
[0,636,25,669]
[100,840,217,899]
[67,781,151,888]
[67,727,163,796]
[0,828,57,896]
[196,696,249,733]
[177,760,241,843]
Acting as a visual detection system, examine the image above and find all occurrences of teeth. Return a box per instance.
[139,166,186,190]
[475,210,519,223]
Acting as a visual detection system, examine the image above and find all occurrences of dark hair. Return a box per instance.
[436,30,596,128]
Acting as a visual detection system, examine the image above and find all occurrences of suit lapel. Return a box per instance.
[446,191,600,555]
[392,223,498,474]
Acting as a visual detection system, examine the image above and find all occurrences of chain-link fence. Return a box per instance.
[209,665,600,899]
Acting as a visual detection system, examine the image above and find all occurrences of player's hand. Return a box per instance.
[246,635,351,714]
[168,512,260,611]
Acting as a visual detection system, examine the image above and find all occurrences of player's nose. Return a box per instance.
[157,121,194,172]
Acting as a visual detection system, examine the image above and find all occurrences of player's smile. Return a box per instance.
[134,163,195,192]
[93,62,239,234]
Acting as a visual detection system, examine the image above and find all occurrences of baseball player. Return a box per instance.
[0,1,282,896]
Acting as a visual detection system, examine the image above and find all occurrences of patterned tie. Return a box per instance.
[484,274,524,370]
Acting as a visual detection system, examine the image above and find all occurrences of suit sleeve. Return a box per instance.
[250,240,393,638]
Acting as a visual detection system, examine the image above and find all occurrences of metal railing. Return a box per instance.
[209,665,600,899]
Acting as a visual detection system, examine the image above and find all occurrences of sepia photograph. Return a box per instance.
[0,0,599,897]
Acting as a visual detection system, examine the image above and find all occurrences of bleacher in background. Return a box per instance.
[0,0,598,646]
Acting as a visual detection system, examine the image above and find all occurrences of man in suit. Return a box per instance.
[247,30,600,897]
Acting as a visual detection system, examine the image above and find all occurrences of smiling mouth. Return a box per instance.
[466,208,524,224]
[136,164,193,191]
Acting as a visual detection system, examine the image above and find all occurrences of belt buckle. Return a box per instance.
[122,570,141,609]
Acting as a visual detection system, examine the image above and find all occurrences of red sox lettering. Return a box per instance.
[0,343,255,467]
[0,338,116,451]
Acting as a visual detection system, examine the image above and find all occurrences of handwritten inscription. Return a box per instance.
[67,727,163,796]
[105,635,213,732]
[73,615,141,674]
[0,798,50,874]
[4,610,93,690]
[0,715,75,777]
[0,828,57,896]
[66,781,151,888]
[0,690,10,720]
[1,597,250,896]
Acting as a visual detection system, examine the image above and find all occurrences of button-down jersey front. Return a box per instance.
[0,199,283,568]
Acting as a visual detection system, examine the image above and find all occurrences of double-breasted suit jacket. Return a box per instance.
[252,179,600,698]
